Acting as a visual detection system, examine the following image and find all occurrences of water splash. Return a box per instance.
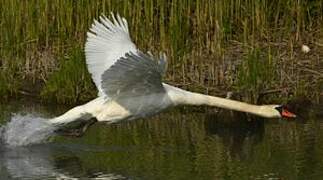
[0,114,57,146]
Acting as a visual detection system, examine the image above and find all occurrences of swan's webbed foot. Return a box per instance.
[55,119,97,137]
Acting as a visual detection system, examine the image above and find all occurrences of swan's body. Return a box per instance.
[49,13,295,127]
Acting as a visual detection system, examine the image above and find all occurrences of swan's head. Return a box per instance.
[262,105,296,118]
[274,105,297,118]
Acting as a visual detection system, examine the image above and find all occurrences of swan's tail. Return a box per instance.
[49,106,91,126]
[48,97,104,126]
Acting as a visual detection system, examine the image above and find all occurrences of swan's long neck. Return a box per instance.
[164,84,280,118]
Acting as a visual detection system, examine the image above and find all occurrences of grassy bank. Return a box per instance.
[0,0,322,104]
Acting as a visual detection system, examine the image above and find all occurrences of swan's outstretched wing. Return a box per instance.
[85,13,136,96]
[101,51,167,99]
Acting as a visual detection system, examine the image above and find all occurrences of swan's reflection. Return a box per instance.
[204,112,265,160]
[0,144,127,179]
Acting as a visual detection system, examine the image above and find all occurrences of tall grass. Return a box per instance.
[0,0,322,104]
[40,47,96,104]
[235,48,275,103]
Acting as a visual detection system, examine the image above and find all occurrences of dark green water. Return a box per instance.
[0,100,323,179]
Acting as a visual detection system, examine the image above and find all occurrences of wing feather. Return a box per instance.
[101,51,167,99]
[85,13,136,96]
[100,51,169,116]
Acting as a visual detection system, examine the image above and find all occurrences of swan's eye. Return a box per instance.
[274,105,283,112]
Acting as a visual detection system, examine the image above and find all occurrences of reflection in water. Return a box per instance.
[205,113,265,160]
[0,145,57,179]
[0,144,127,179]
[0,101,323,179]
[295,121,320,179]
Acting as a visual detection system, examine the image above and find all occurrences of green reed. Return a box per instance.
[236,48,275,103]
[0,0,322,104]
[40,47,96,104]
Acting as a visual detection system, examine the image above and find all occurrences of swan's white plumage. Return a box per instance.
[85,13,136,96]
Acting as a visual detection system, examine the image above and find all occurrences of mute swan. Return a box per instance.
[49,13,296,133]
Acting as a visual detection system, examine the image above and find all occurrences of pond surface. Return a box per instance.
[0,100,323,179]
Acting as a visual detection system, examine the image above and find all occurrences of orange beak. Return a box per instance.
[282,108,297,118]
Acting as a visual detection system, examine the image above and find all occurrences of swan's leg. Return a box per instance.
[50,104,95,137]
[50,97,105,136]
[55,118,98,137]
